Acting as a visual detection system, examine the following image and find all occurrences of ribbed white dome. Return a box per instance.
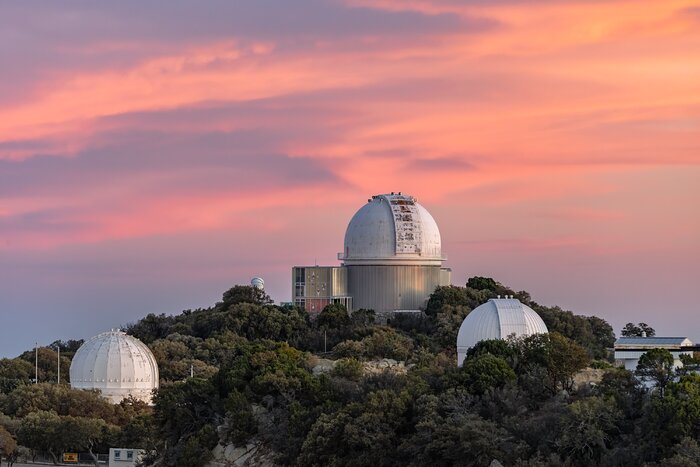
[70,331,159,404]
[457,298,548,366]
[341,193,443,266]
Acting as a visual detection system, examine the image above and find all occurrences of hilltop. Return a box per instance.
[2,277,700,466]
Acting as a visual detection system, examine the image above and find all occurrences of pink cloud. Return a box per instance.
[1,0,699,356]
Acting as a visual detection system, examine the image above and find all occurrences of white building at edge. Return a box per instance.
[456,297,549,366]
[70,330,159,404]
[109,448,145,467]
[292,193,451,320]
[614,336,695,371]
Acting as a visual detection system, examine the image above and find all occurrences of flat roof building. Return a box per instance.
[614,336,694,371]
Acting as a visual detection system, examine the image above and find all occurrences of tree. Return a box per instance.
[465,339,517,363]
[678,353,700,377]
[219,390,256,444]
[557,397,622,466]
[168,425,216,467]
[425,286,478,316]
[518,332,590,393]
[192,303,308,343]
[49,339,84,354]
[126,313,176,344]
[316,303,350,329]
[17,410,62,464]
[334,328,414,361]
[116,414,157,450]
[659,437,700,467]
[596,368,643,418]
[621,322,656,337]
[587,316,616,359]
[621,322,641,337]
[350,308,376,327]
[535,306,614,359]
[636,348,675,393]
[0,425,17,464]
[298,390,411,466]
[331,358,364,381]
[61,417,116,467]
[460,353,516,395]
[638,323,656,337]
[219,285,273,308]
[0,358,34,394]
[402,393,527,466]
[2,383,115,422]
[433,305,470,349]
[17,411,117,466]
[153,378,221,451]
[17,347,70,385]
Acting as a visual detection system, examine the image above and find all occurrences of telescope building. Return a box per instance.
[292,193,451,320]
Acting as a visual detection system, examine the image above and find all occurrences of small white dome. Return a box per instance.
[251,277,265,290]
[70,330,159,404]
[341,193,443,266]
[457,298,548,366]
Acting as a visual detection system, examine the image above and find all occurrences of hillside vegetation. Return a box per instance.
[2,277,700,466]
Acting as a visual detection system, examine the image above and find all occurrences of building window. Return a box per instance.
[114,450,121,459]
[295,268,305,283]
[127,451,134,460]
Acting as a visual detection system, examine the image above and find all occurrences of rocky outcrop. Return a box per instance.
[311,357,336,375]
[208,440,280,467]
[573,367,606,388]
[362,358,413,375]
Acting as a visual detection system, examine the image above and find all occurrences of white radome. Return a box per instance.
[457,298,549,366]
[251,277,265,290]
[341,193,443,266]
[70,330,159,404]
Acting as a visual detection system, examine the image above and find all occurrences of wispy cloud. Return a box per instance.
[0,0,699,356]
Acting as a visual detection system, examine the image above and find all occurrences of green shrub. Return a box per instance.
[332,358,364,380]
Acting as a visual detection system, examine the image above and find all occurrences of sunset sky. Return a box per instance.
[1,0,699,357]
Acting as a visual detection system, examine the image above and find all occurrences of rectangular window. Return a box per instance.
[127,451,134,460]
[114,450,121,459]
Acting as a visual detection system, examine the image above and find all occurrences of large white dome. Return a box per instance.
[457,298,548,366]
[70,330,159,404]
[341,193,443,266]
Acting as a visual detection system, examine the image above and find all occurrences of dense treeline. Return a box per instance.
[1,277,699,466]
[0,385,154,465]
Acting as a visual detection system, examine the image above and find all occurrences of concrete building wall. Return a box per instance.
[440,267,452,286]
[614,350,692,372]
[346,264,445,319]
[109,448,144,467]
[292,266,352,313]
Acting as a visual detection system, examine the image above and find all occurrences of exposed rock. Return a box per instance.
[311,358,337,375]
[362,358,413,375]
[314,356,416,377]
[207,440,280,467]
[573,367,606,388]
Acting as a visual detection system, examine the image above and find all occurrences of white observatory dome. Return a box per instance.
[457,298,548,366]
[341,193,443,266]
[251,277,265,290]
[70,330,159,404]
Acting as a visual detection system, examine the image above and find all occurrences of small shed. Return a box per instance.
[109,448,144,467]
